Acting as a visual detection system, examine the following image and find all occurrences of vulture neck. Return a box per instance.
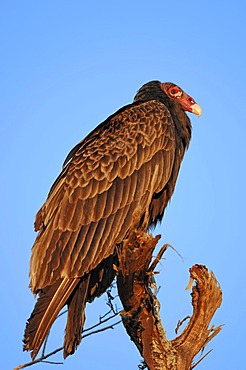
[134,81,192,149]
[168,102,192,150]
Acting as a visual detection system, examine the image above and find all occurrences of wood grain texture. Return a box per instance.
[117,230,222,370]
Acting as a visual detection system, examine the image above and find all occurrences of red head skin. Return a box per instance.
[161,83,202,117]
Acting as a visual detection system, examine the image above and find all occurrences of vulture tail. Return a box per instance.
[23,277,80,360]
[63,277,90,358]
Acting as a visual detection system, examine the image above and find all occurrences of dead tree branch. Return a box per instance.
[116,228,222,370]
[16,229,222,370]
[14,310,120,369]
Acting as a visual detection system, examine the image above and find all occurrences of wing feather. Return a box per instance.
[92,190,108,221]
[91,206,131,268]
[74,218,108,273]
[71,222,99,273]
[30,100,176,292]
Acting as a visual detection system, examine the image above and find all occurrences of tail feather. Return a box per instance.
[24,277,79,360]
[63,277,90,358]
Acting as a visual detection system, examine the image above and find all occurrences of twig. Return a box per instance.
[83,311,120,333]
[14,347,63,369]
[191,348,213,369]
[15,308,121,369]
[82,320,121,339]
[148,243,168,273]
[39,360,63,365]
[175,316,191,335]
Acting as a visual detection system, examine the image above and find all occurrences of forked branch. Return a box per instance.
[117,229,222,370]
[15,229,222,370]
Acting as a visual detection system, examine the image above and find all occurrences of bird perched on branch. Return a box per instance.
[23,80,202,360]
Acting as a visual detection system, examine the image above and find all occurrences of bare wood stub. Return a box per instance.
[117,229,222,370]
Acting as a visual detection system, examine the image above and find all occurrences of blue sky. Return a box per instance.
[1,1,245,369]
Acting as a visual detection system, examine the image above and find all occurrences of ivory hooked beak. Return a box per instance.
[191,103,202,118]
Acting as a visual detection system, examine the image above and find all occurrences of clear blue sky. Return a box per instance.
[1,1,245,369]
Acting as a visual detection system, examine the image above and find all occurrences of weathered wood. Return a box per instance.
[117,229,222,370]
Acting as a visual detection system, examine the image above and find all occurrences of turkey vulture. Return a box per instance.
[23,80,202,360]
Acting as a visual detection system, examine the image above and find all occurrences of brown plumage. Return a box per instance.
[23,80,202,360]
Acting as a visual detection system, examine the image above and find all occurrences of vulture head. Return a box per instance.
[161,82,202,117]
[134,80,202,118]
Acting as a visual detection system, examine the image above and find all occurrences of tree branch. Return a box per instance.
[16,229,222,370]
[14,310,120,369]
[116,228,222,370]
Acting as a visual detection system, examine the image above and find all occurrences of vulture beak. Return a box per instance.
[191,103,202,118]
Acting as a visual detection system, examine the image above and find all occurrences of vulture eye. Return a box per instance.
[169,86,182,98]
